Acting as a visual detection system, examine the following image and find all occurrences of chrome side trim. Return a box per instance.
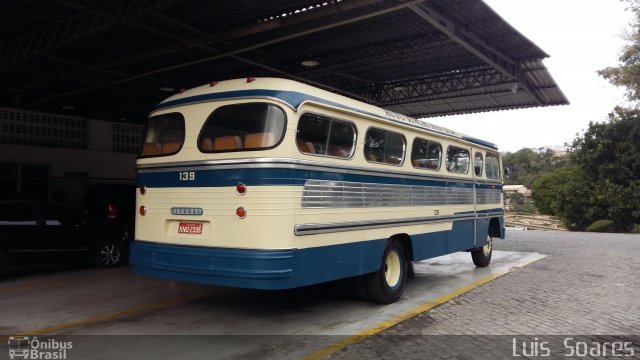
[475,188,503,204]
[294,214,476,235]
[301,179,477,208]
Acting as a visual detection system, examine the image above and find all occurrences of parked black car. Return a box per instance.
[0,201,129,275]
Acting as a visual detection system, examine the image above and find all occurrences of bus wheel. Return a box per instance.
[471,234,493,267]
[365,240,407,304]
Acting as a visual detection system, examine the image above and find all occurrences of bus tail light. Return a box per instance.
[236,207,247,219]
[139,186,147,195]
[236,183,247,195]
[139,206,147,216]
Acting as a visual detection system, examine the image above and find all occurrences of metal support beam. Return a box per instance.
[408,3,544,105]
[0,0,188,67]
[377,67,512,105]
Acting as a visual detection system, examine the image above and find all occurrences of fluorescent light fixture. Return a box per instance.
[301,59,319,67]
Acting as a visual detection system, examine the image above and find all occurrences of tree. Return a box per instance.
[568,108,640,232]
[503,148,568,188]
[532,166,594,230]
[598,0,640,101]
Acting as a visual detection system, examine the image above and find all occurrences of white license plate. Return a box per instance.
[178,222,203,235]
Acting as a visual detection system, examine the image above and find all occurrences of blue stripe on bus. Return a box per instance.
[154,89,498,150]
[130,218,497,290]
[137,167,501,190]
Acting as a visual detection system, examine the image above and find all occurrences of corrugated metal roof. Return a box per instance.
[0,0,567,122]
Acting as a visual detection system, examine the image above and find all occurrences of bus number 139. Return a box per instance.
[179,171,195,181]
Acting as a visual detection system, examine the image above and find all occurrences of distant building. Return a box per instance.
[503,185,531,199]
[504,185,532,211]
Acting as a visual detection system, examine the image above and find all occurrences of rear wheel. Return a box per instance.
[365,240,407,304]
[471,234,493,267]
[95,241,124,268]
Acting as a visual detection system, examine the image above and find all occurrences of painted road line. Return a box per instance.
[0,292,211,343]
[304,254,546,360]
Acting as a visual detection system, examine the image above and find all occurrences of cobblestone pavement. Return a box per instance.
[329,230,640,359]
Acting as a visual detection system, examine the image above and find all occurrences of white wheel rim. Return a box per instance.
[482,235,493,256]
[385,250,401,288]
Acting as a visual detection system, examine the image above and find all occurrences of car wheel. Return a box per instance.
[95,241,124,268]
[471,234,493,267]
[364,240,407,304]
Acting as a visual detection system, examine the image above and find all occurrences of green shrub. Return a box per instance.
[586,219,616,233]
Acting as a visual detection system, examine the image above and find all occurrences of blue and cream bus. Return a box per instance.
[130,77,505,304]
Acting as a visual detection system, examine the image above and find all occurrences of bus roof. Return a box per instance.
[155,78,498,150]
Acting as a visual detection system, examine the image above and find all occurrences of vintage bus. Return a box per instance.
[130,77,505,304]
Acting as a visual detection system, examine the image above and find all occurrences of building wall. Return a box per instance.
[0,107,143,208]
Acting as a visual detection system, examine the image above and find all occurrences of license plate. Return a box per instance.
[178,222,203,235]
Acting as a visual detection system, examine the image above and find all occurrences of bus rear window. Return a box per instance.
[198,103,285,153]
[140,113,185,157]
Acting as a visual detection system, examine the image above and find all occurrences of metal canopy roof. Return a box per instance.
[0,0,568,123]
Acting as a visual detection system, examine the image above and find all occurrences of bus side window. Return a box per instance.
[296,113,355,158]
[411,138,442,170]
[446,146,470,173]
[364,128,405,165]
[486,152,501,179]
[474,151,484,177]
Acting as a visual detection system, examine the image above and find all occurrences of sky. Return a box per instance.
[425,0,635,152]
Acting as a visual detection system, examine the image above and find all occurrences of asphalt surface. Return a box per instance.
[329,230,640,359]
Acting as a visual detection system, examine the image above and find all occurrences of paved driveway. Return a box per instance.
[330,230,640,359]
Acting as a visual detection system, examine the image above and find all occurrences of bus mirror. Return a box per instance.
[503,167,510,179]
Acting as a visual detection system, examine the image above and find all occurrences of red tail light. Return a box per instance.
[107,203,118,220]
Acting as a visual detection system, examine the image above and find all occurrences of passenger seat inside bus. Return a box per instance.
[245,133,275,148]
[297,142,316,154]
[162,142,181,154]
[142,143,161,156]
[213,136,242,150]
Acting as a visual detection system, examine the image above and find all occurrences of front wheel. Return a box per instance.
[471,235,493,267]
[365,240,407,304]
[95,241,124,268]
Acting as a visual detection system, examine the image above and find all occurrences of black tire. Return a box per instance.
[471,234,493,267]
[365,240,407,304]
[95,241,124,268]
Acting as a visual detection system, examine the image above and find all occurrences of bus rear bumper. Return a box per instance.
[129,240,297,290]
